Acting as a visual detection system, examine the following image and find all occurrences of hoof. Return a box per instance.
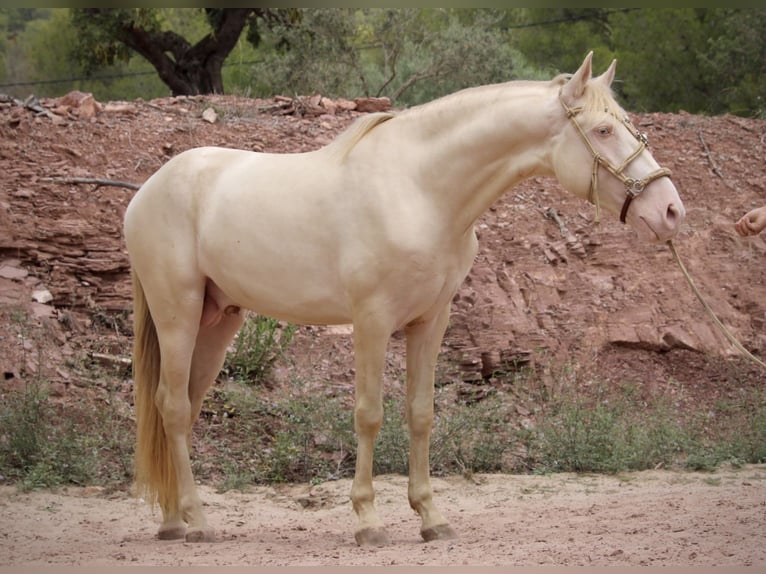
[157,525,186,540]
[421,523,457,542]
[185,527,216,543]
[355,527,391,547]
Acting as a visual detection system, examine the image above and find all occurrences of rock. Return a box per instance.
[354,97,391,113]
[319,97,337,115]
[31,288,53,304]
[202,107,218,124]
[335,98,357,111]
[55,90,103,120]
[30,302,56,319]
[103,103,138,115]
[0,261,28,280]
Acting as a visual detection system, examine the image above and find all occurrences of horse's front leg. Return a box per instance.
[350,309,394,546]
[404,302,457,542]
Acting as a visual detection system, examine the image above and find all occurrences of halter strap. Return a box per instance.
[559,89,672,223]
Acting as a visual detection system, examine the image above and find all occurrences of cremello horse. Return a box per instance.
[124,52,685,546]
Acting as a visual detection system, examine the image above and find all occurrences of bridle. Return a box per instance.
[559,89,672,223]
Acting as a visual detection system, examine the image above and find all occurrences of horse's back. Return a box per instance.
[127,147,255,212]
[125,146,298,253]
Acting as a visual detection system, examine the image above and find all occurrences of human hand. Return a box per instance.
[735,206,766,236]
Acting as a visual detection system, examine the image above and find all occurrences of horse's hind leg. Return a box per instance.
[149,319,208,541]
[404,302,457,542]
[188,304,245,425]
[160,295,244,542]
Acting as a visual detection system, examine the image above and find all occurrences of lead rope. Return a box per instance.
[667,239,766,369]
[590,153,601,222]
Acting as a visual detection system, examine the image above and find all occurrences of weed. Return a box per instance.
[224,313,296,384]
[430,390,511,476]
[0,381,100,490]
[372,397,410,475]
[526,381,690,474]
[4,336,765,494]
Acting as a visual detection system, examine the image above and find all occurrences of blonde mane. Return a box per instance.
[324,112,396,162]
[553,72,625,118]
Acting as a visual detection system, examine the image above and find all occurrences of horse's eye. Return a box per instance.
[596,125,612,137]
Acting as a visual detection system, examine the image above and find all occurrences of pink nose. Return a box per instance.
[660,200,686,239]
[667,200,685,228]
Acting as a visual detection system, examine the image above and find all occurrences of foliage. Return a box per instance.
[3,352,766,493]
[511,8,617,76]
[429,391,510,476]
[193,382,356,487]
[0,8,166,100]
[251,8,540,106]
[1,8,765,115]
[609,9,715,114]
[197,364,766,492]
[69,9,155,72]
[525,382,687,473]
[606,8,765,117]
[0,7,51,82]
[224,313,296,384]
[521,373,766,474]
[512,8,766,117]
[702,9,766,118]
[0,380,134,490]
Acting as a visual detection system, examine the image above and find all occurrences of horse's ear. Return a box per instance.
[561,51,593,104]
[595,59,617,88]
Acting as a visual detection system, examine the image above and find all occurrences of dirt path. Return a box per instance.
[1,465,764,566]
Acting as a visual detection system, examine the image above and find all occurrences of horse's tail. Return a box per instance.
[132,269,178,516]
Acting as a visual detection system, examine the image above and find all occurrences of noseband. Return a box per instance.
[559,89,672,223]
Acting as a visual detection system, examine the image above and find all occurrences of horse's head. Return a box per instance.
[552,52,685,242]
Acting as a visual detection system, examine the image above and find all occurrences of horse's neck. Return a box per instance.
[398,82,562,234]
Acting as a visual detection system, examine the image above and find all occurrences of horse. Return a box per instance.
[124,52,685,546]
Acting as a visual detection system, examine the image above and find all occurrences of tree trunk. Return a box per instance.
[119,9,254,96]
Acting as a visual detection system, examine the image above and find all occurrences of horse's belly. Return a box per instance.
[202,260,351,326]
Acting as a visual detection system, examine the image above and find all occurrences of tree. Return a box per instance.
[253,9,539,106]
[703,9,766,117]
[609,9,714,114]
[510,8,765,118]
[69,8,297,96]
[510,8,617,76]
[0,8,52,85]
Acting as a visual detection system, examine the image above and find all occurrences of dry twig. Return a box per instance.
[40,177,141,190]
[697,129,724,179]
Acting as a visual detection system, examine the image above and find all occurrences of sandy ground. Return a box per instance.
[1,465,764,567]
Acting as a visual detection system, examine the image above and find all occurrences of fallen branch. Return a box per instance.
[697,129,735,191]
[40,177,141,191]
[724,115,756,133]
[697,129,723,179]
[91,352,132,369]
[544,206,569,236]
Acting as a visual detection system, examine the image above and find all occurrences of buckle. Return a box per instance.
[625,178,645,197]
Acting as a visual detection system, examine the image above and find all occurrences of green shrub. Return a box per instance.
[372,397,410,475]
[0,381,99,490]
[523,379,690,474]
[224,313,296,384]
[430,392,511,476]
[5,349,766,494]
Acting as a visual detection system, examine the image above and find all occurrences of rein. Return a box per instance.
[559,89,672,224]
[559,91,765,370]
[667,240,766,369]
